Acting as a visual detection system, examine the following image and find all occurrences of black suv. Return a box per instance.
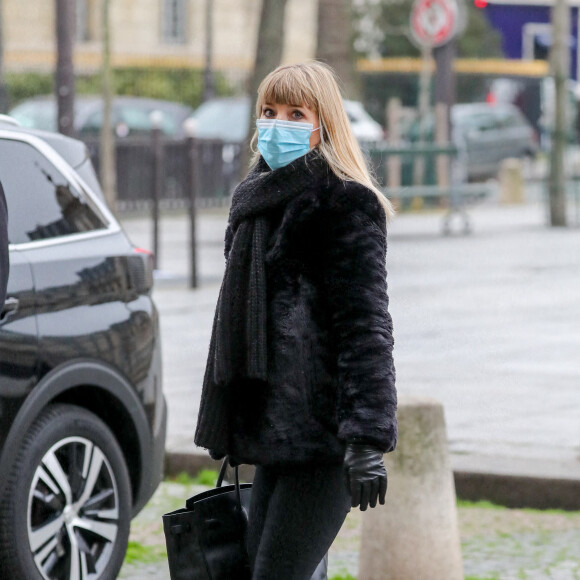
[0,117,166,579]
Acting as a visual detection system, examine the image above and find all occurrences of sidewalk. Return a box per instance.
[119,479,580,579]
[120,187,580,506]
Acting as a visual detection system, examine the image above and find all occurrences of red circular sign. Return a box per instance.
[410,0,458,48]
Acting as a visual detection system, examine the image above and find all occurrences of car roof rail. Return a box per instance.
[0,114,21,127]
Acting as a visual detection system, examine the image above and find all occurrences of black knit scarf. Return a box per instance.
[195,150,331,453]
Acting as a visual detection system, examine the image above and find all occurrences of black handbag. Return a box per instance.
[163,459,252,580]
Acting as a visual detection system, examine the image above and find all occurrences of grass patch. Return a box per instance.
[457,499,506,510]
[330,575,356,580]
[167,469,219,486]
[123,541,166,565]
[458,499,580,517]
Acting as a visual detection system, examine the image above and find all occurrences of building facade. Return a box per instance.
[3,0,318,78]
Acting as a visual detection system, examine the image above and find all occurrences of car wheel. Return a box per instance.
[0,404,131,580]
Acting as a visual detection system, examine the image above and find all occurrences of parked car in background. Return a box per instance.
[452,103,537,180]
[0,115,166,579]
[188,96,384,143]
[343,99,385,141]
[9,95,194,138]
[406,102,538,181]
[189,96,251,142]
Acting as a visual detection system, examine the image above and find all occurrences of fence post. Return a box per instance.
[358,395,463,580]
[435,103,450,188]
[150,111,164,270]
[386,98,402,189]
[187,134,199,288]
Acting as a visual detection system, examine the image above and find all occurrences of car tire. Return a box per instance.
[0,404,131,580]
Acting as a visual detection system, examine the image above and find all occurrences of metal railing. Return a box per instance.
[85,136,242,211]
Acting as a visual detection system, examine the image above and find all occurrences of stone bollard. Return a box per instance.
[499,157,525,204]
[358,395,463,580]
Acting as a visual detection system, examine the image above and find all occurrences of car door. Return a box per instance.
[0,247,38,393]
[500,108,534,158]
[461,111,504,179]
[0,135,142,375]
[0,142,39,447]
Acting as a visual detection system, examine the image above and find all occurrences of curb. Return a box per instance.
[454,470,580,511]
[165,450,580,511]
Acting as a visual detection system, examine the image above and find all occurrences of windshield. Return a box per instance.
[10,101,57,132]
[192,100,250,141]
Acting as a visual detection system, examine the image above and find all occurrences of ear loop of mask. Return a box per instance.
[314,124,324,146]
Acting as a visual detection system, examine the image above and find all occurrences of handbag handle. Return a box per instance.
[216,458,246,521]
[216,457,229,487]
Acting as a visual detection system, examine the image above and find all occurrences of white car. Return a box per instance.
[343,99,384,142]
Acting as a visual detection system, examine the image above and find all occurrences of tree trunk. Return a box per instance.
[0,0,8,113]
[203,0,215,102]
[100,0,117,211]
[548,0,569,227]
[241,0,289,174]
[315,0,358,98]
[55,0,75,136]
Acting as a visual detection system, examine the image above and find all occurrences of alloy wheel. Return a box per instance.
[27,436,120,580]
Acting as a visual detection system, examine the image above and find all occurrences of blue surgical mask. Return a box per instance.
[257,119,320,170]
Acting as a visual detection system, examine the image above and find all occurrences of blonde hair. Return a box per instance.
[251,61,394,220]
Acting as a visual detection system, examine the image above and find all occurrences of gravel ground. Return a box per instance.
[118,481,580,580]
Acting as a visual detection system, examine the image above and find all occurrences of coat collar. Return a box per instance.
[229,149,333,230]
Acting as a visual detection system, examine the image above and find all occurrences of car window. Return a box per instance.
[81,110,107,135]
[9,101,57,132]
[0,139,107,245]
[81,107,179,136]
[122,107,176,135]
[192,100,250,141]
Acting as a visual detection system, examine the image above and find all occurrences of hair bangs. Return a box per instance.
[258,67,318,114]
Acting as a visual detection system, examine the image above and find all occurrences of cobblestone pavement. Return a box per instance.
[118,481,580,579]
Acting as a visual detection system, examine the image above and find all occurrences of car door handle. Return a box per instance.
[1,297,19,320]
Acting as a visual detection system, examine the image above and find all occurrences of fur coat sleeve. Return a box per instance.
[321,182,397,453]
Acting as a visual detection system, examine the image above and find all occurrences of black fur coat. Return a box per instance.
[197,154,397,466]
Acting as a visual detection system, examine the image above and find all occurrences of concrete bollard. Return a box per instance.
[358,395,463,580]
[499,158,525,204]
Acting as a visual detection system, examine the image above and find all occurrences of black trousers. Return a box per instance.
[247,462,351,580]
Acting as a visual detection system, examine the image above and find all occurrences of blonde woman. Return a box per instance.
[195,62,397,579]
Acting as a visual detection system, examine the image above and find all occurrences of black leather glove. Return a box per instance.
[343,443,388,511]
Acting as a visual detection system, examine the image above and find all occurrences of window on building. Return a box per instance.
[162,0,187,44]
[76,0,93,42]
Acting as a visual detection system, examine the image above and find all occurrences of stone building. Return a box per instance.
[3,0,318,82]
